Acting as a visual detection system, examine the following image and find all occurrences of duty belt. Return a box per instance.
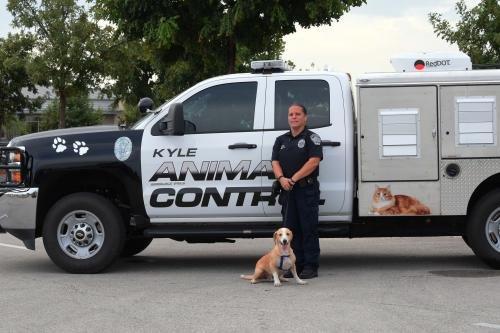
[297,177,317,187]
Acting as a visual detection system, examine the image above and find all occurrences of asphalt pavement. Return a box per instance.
[1,234,499,332]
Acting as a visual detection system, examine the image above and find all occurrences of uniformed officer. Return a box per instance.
[271,103,323,279]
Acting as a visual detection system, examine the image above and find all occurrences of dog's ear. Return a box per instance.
[273,230,278,245]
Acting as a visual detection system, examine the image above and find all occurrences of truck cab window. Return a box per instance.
[182,82,257,133]
[274,80,330,130]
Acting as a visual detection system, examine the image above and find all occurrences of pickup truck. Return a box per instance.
[1,53,500,273]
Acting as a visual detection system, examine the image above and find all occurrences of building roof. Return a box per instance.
[21,86,119,114]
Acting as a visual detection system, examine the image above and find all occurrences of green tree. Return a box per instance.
[4,114,29,138]
[117,102,142,127]
[39,95,102,131]
[96,0,365,100]
[8,0,114,128]
[0,33,42,137]
[429,0,500,64]
[102,40,157,106]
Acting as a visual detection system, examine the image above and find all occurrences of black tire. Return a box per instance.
[121,238,153,257]
[467,190,500,269]
[42,192,125,273]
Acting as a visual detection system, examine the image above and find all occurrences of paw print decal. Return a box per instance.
[73,141,89,156]
[52,137,67,153]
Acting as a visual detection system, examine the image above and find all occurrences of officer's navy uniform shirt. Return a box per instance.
[272,128,323,178]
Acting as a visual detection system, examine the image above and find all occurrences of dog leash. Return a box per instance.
[282,189,291,227]
[280,191,292,271]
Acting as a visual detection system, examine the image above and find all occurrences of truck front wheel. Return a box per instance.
[467,190,500,269]
[42,193,125,273]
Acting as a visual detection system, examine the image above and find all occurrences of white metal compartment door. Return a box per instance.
[359,86,438,181]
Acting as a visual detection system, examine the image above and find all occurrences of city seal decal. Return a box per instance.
[114,136,133,161]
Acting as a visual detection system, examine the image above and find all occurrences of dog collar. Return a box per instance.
[279,255,290,270]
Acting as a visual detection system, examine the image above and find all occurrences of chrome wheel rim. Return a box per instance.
[57,210,105,259]
[485,208,500,253]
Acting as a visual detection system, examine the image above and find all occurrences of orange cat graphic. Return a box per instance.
[370,185,430,215]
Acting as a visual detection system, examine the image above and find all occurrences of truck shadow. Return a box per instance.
[112,252,492,274]
[1,248,494,275]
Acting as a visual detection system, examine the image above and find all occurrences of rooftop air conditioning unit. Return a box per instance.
[390,52,472,72]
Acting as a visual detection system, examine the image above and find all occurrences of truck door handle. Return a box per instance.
[228,143,257,149]
[321,140,341,147]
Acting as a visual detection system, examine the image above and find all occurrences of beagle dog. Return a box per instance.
[240,227,306,287]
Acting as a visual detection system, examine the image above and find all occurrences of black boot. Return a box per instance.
[299,266,318,279]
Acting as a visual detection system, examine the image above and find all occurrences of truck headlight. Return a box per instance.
[0,148,25,187]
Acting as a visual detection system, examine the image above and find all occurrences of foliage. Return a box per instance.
[2,113,29,139]
[0,33,42,137]
[118,102,142,127]
[95,0,366,100]
[8,0,114,128]
[429,0,500,64]
[101,40,157,106]
[40,95,102,131]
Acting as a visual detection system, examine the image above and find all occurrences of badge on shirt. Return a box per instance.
[280,144,285,150]
[298,139,305,148]
[310,134,321,145]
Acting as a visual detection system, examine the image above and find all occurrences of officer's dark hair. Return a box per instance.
[289,102,307,115]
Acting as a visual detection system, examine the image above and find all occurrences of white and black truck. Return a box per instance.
[1,52,500,273]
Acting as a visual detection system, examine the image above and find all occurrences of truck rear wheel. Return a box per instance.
[42,193,125,273]
[467,190,500,269]
[121,238,153,257]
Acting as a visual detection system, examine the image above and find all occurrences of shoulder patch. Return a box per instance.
[310,133,322,146]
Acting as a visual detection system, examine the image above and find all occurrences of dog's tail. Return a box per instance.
[240,274,254,280]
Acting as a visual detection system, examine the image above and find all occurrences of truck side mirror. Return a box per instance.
[159,103,185,136]
[138,97,154,114]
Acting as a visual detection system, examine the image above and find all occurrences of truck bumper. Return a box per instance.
[0,188,38,250]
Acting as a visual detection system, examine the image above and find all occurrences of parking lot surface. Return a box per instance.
[1,234,499,332]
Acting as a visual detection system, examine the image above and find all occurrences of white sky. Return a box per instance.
[0,0,481,79]
[283,0,481,78]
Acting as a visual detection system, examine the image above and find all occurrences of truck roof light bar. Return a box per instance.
[251,60,289,74]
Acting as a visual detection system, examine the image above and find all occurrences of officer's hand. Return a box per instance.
[280,177,292,191]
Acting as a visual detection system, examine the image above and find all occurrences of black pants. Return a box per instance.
[281,182,320,270]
